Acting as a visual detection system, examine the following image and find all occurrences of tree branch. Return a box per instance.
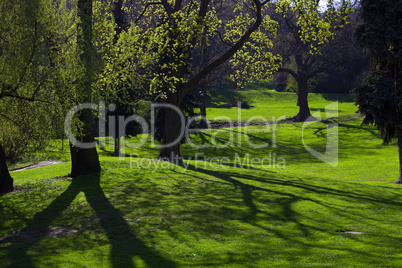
[306,68,326,80]
[161,0,173,15]
[174,0,183,12]
[278,67,298,80]
[179,0,269,102]
[135,2,162,23]
[214,30,234,47]
[1,92,53,104]
[198,0,211,17]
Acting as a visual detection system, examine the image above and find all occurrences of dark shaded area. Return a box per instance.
[319,93,355,103]
[0,174,176,268]
[206,89,241,107]
[0,143,13,193]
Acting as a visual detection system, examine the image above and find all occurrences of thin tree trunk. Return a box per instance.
[0,143,13,193]
[395,63,401,184]
[114,136,120,156]
[397,127,402,184]
[294,79,311,122]
[113,114,120,156]
[199,87,207,129]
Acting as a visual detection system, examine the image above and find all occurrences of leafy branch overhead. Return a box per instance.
[101,0,273,101]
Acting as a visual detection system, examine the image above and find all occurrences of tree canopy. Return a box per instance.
[0,0,63,192]
[268,0,353,121]
[354,0,402,183]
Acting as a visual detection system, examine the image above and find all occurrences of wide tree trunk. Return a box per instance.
[293,80,311,122]
[70,144,101,178]
[0,143,13,193]
[397,127,402,184]
[158,105,183,162]
[70,0,101,178]
[69,109,101,178]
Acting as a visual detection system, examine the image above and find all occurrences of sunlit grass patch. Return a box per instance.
[1,114,401,267]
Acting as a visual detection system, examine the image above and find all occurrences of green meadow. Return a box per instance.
[1,88,401,267]
[202,83,356,122]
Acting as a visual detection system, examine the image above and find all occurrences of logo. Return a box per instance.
[302,102,338,167]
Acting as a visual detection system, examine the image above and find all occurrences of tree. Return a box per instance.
[270,0,353,121]
[0,0,62,193]
[122,0,276,161]
[68,0,101,177]
[274,6,371,95]
[353,0,402,184]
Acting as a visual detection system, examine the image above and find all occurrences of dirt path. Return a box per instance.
[10,161,66,172]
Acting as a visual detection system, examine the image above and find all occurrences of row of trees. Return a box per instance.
[0,0,354,193]
[2,0,400,193]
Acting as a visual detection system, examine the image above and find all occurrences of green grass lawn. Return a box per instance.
[201,86,357,122]
[1,89,401,267]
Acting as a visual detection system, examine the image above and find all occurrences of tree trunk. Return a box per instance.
[293,79,311,122]
[0,143,13,193]
[114,136,120,156]
[397,127,402,184]
[199,87,207,129]
[113,114,120,156]
[158,105,183,162]
[69,109,101,178]
[69,0,101,178]
[70,144,101,178]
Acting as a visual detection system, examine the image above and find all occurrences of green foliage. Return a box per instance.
[276,0,353,54]
[355,0,402,66]
[231,0,353,94]
[0,99,63,159]
[353,70,401,145]
[229,3,281,87]
[115,1,218,98]
[285,74,298,92]
[354,0,402,145]
[0,0,66,159]
[0,0,59,94]
[0,125,31,160]
[101,1,279,100]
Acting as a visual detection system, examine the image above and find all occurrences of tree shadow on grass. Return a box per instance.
[319,93,354,103]
[1,173,176,268]
[180,163,402,262]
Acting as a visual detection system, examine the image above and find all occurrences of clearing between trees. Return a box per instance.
[0,90,401,267]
